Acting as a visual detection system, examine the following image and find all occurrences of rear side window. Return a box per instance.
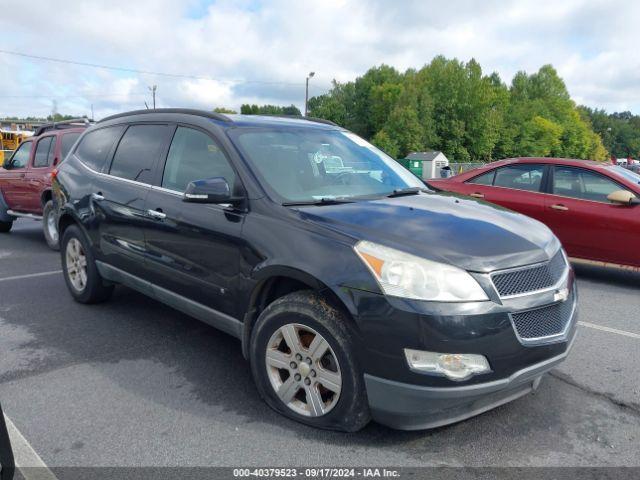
[109,125,169,183]
[76,126,124,172]
[493,165,544,192]
[61,132,82,160]
[9,141,32,168]
[467,170,495,186]
[33,136,55,167]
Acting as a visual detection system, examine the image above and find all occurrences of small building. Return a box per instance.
[404,151,450,180]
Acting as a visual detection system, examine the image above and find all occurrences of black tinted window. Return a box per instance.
[76,126,124,172]
[467,170,495,186]
[61,132,81,159]
[162,127,236,192]
[494,165,544,192]
[33,136,54,167]
[109,125,168,183]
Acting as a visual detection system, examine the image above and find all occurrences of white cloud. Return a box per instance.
[1,0,640,119]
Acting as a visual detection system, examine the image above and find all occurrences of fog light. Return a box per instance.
[404,349,491,381]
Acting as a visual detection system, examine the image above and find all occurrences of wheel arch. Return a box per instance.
[241,266,358,359]
[40,189,53,207]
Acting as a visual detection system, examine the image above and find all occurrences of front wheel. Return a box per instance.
[250,290,370,432]
[42,200,59,250]
[60,224,114,304]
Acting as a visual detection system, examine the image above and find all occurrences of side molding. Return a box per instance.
[96,261,243,339]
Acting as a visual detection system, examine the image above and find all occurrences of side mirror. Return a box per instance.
[2,159,11,170]
[607,190,639,205]
[183,177,233,204]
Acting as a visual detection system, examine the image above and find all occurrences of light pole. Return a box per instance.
[148,85,157,109]
[305,72,315,116]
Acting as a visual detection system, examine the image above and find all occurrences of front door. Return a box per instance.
[542,165,636,264]
[1,140,33,211]
[144,125,245,318]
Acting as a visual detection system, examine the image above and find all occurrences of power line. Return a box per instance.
[0,92,149,99]
[0,49,331,88]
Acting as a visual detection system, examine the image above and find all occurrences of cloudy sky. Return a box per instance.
[1,0,639,120]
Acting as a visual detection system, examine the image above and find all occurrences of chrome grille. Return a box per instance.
[511,290,575,341]
[492,250,566,297]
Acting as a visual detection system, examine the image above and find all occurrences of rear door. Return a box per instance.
[1,140,33,211]
[24,134,57,213]
[543,165,638,264]
[92,123,173,280]
[144,125,245,317]
[460,164,548,223]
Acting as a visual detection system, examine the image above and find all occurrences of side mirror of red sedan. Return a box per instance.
[607,190,639,205]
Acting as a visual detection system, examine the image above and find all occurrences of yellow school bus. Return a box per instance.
[1,130,32,151]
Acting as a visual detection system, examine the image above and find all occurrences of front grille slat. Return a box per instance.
[492,250,566,297]
[511,291,575,340]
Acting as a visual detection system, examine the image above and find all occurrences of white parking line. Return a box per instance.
[0,270,62,283]
[3,414,58,480]
[578,321,640,340]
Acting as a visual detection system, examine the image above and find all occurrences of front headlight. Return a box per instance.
[354,240,488,302]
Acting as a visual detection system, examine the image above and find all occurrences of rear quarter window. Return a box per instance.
[467,170,495,185]
[75,126,124,172]
[61,132,82,160]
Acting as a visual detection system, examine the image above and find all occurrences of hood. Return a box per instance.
[294,192,559,273]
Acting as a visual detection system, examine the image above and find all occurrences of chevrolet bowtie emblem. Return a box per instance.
[554,288,569,302]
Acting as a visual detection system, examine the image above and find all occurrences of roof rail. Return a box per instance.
[34,118,92,136]
[258,114,339,127]
[98,108,233,124]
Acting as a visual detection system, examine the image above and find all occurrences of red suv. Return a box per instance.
[428,157,640,270]
[0,119,89,249]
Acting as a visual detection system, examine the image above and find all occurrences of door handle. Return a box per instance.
[91,193,105,201]
[147,209,167,220]
[470,192,484,198]
[550,204,569,211]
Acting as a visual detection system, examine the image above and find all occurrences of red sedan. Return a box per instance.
[428,158,640,270]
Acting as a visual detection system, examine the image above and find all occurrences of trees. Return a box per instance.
[580,107,640,159]
[239,104,301,115]
[213,107,237,114]
[308,59,610,161]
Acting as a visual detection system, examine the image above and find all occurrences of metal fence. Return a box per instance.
[448,162,486,176]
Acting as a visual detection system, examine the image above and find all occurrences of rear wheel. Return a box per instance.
[250,290,370,432]
[42,200,59,250]
[61,224,113,304]
[0,220,12,233]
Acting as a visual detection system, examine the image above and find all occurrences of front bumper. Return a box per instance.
[365,317,577,430]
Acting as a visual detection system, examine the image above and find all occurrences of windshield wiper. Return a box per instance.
[385,187,427,198]
[282,198,355,206]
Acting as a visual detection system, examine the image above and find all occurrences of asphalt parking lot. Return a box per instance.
[1,221,639,470]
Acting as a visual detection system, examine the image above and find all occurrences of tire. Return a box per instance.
[250,290,370,432]
[0,220,12,233]
[60,224,114,304]
[42,200,60,250]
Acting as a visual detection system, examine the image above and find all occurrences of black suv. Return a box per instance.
[53,109,577,431]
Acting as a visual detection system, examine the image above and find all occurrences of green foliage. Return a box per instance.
[47,113,82,122]
[239,104,301,115]
[308,58,610,161]
[580,107,640,159]
[213,107,237,114]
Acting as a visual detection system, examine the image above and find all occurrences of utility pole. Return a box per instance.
[148,85,157,109]
[305,72,315,116]
[91,104,94,120]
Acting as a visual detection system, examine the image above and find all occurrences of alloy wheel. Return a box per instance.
[65,238,88,292]
[265,323,342,417]
[46,209,59,243]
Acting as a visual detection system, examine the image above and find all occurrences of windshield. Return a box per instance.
[229,128,423,203]
[608,165,640,185]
